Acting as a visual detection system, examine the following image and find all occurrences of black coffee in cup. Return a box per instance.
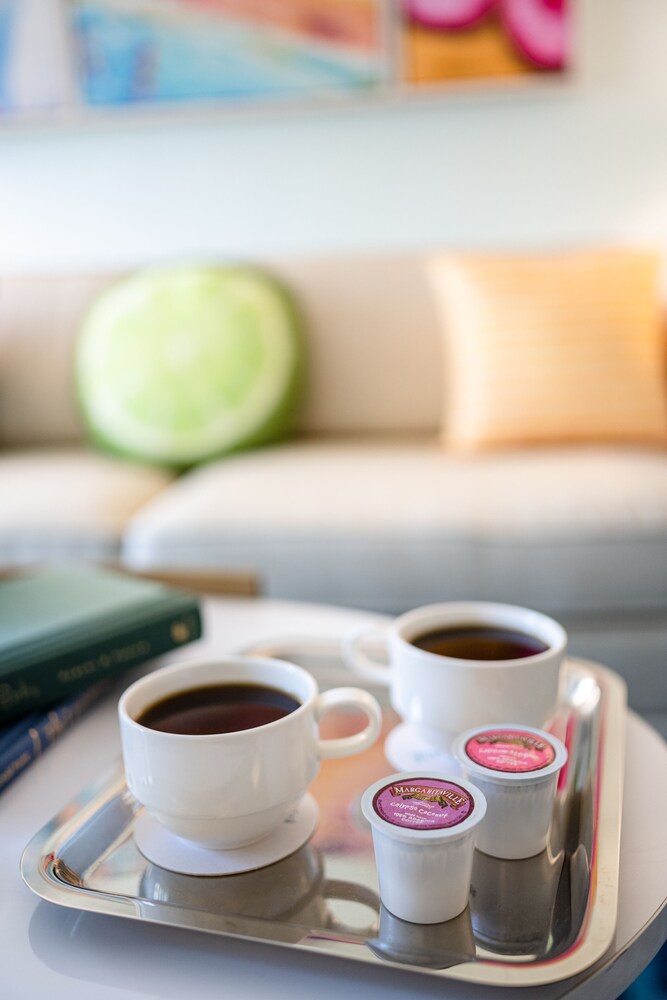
[411,626,549,661]
[136,683,301,735]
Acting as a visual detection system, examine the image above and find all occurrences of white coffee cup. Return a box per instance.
[342,602,566,752]
[119,656,382,849]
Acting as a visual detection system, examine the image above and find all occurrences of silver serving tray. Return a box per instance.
[21,643,626,988]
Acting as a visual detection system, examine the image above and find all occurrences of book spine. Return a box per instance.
[0,682,111,794]
[0,603,202,724]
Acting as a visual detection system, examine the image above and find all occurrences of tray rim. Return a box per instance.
[21,650,627,988]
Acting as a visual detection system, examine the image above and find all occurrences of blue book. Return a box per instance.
[0,682,111,793]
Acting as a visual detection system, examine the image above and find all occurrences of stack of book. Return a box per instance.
[0,566,202,793]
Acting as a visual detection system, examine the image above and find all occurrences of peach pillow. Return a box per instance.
[428,251,667,451]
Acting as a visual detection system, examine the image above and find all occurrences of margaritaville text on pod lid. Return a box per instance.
[452,724,568,784]
[361,772,487,844]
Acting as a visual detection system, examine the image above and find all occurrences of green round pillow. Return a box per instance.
[76,266,305,468]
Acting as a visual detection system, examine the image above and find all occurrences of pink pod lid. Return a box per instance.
[453,724,568,784]
[361,772,486,844]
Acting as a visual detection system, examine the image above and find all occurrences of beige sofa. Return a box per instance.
[1,257,666,718]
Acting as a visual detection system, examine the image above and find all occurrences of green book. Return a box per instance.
[0,567,202,723]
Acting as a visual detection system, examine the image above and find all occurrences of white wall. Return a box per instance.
[1,0,667,271]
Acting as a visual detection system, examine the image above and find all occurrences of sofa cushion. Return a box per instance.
[0,257,442,446]
[0,273,118,446]
[76,267,306,468]
[0,450,174,565]
[428,250,667,450]
[268,255,442,432]
[121,438,667,614]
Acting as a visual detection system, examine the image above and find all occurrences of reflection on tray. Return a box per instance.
[471,848,563,957]
[369,904,476,969]
[140,844,380,943]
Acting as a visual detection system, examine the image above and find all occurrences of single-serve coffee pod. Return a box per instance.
[361,772,486,924]
[453,725,568,860]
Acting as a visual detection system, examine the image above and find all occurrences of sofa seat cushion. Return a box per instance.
[121,439,667,614]
[0,450,174,566]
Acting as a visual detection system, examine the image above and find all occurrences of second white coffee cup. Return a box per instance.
[119,656,382,850]
[342,602,566,752]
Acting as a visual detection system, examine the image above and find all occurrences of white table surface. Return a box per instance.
[2,597,666,1000]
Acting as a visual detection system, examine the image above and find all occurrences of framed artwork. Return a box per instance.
[400,1,569,87]
[0,1,572,122]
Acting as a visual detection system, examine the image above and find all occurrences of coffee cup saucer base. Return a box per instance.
[134,794,319,876]
[384,723,459,775]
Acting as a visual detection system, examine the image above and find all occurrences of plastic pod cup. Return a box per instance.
[361,772,487,925]
[453,724,568,860]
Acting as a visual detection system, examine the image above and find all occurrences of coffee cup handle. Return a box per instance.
[341,625,392,686]
[315,687,382,760]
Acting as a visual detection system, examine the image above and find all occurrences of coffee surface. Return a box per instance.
[136,683,301,735]
[412,625,549,661]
